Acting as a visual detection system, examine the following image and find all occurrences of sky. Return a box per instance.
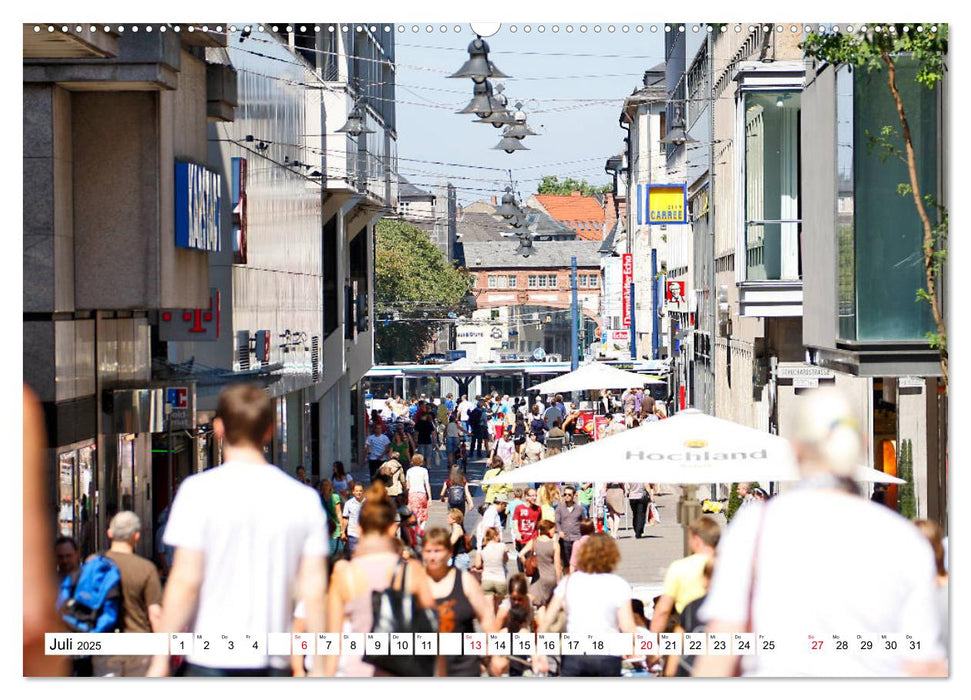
[395,24,667,205]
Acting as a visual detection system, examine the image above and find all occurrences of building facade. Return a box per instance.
[23,23,397,558]
[24,25,236,557]
[656,23,947,520]
[462,241,602,363]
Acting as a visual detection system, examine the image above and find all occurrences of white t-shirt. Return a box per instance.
[342,497,364,538]
[553,572,630,634]
[406,466,429,494]
[699,489,945,676]
[476,504,504,548]
[163,461,329,670]
[458,400,473,421]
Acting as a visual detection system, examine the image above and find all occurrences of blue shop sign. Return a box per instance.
[175,161,222,252]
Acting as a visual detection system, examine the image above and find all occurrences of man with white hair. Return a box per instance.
[93,510,163,677]
[694,388,946,677]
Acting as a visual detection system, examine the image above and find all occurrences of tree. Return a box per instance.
[898,439,916,519]
[374,218,471,363]
[803,24,948,391]
[536,175,612,197]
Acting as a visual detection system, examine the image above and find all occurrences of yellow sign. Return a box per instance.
[647,185,687,224]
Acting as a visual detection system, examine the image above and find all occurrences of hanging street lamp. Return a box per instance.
[447,37,510,83]
[494,131,529,153]
[457,79,505,119]
[336,100,375,137]
[497,187,521,218]
[471,84,513,127]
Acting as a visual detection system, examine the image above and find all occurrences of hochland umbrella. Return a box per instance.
[481,409,905,553]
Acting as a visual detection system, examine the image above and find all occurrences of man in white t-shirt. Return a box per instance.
[457,394,474,430]
[694,388,946,677]
[475,494,507,551]
[341,482,366,555]
[147,384,328,677]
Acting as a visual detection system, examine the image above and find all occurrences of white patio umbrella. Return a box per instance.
[481,409,799,485]
[527,362,665,395]
[480,409,903,553]
[480,409,906,485]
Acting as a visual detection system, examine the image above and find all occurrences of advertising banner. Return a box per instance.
[594,415,609,441]
[622,253,633,328]
[646,184,688,224]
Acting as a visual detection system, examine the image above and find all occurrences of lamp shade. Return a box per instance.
[497,192,520,218]
[473,110,515,128]
[659,127,697,145]
[456,80,503,118]
[447,38,510,82]
[335,104,374,136]
[505,122,539,140]
[494,136,528,153]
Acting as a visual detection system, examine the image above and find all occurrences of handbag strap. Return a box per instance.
[745,504,771,633]
[391,558,408,593]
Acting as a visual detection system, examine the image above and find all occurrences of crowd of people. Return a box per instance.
[45,383,948,679]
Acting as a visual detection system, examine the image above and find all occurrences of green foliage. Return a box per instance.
[536,175,612,197]
[898,439,916,519]
[801,24,948,88]
[373,218,472,363]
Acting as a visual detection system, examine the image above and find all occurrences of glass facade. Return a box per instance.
[744,91,801,281]
[838,61,938,341]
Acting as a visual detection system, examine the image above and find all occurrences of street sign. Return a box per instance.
[776,364,835,380]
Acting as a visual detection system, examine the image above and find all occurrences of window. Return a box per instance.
[538,275,547,288]
[528,275,538,288]
[487,275,498,288]
[836,62,938,342]
[743,90,801,281]
[548,275,558,288]
[508,275,517,288]
[589,274,598,288]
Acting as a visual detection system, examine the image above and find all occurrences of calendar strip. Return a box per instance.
[44,632,938,657]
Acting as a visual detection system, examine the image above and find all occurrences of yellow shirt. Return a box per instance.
[661,553,711,613]
[483,468,512,504]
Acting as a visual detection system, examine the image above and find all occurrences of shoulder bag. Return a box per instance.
[363,559,439,676]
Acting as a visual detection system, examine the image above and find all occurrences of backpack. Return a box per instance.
[58,554,122,633]
[447,483,466,509]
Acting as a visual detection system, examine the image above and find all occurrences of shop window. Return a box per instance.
[837,61,938,341]
[743,91,801,281]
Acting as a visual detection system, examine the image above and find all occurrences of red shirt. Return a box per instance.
[512,503,541,544]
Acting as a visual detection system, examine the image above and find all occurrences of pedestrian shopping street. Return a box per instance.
[23,20,950,680]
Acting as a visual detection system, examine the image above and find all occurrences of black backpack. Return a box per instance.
[447,484,466,509]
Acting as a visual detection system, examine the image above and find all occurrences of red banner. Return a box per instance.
[577,410,596,436]
[594,415,609,441]
[621,253,633,328]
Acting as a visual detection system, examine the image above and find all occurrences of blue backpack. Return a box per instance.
[58,555,122,633]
